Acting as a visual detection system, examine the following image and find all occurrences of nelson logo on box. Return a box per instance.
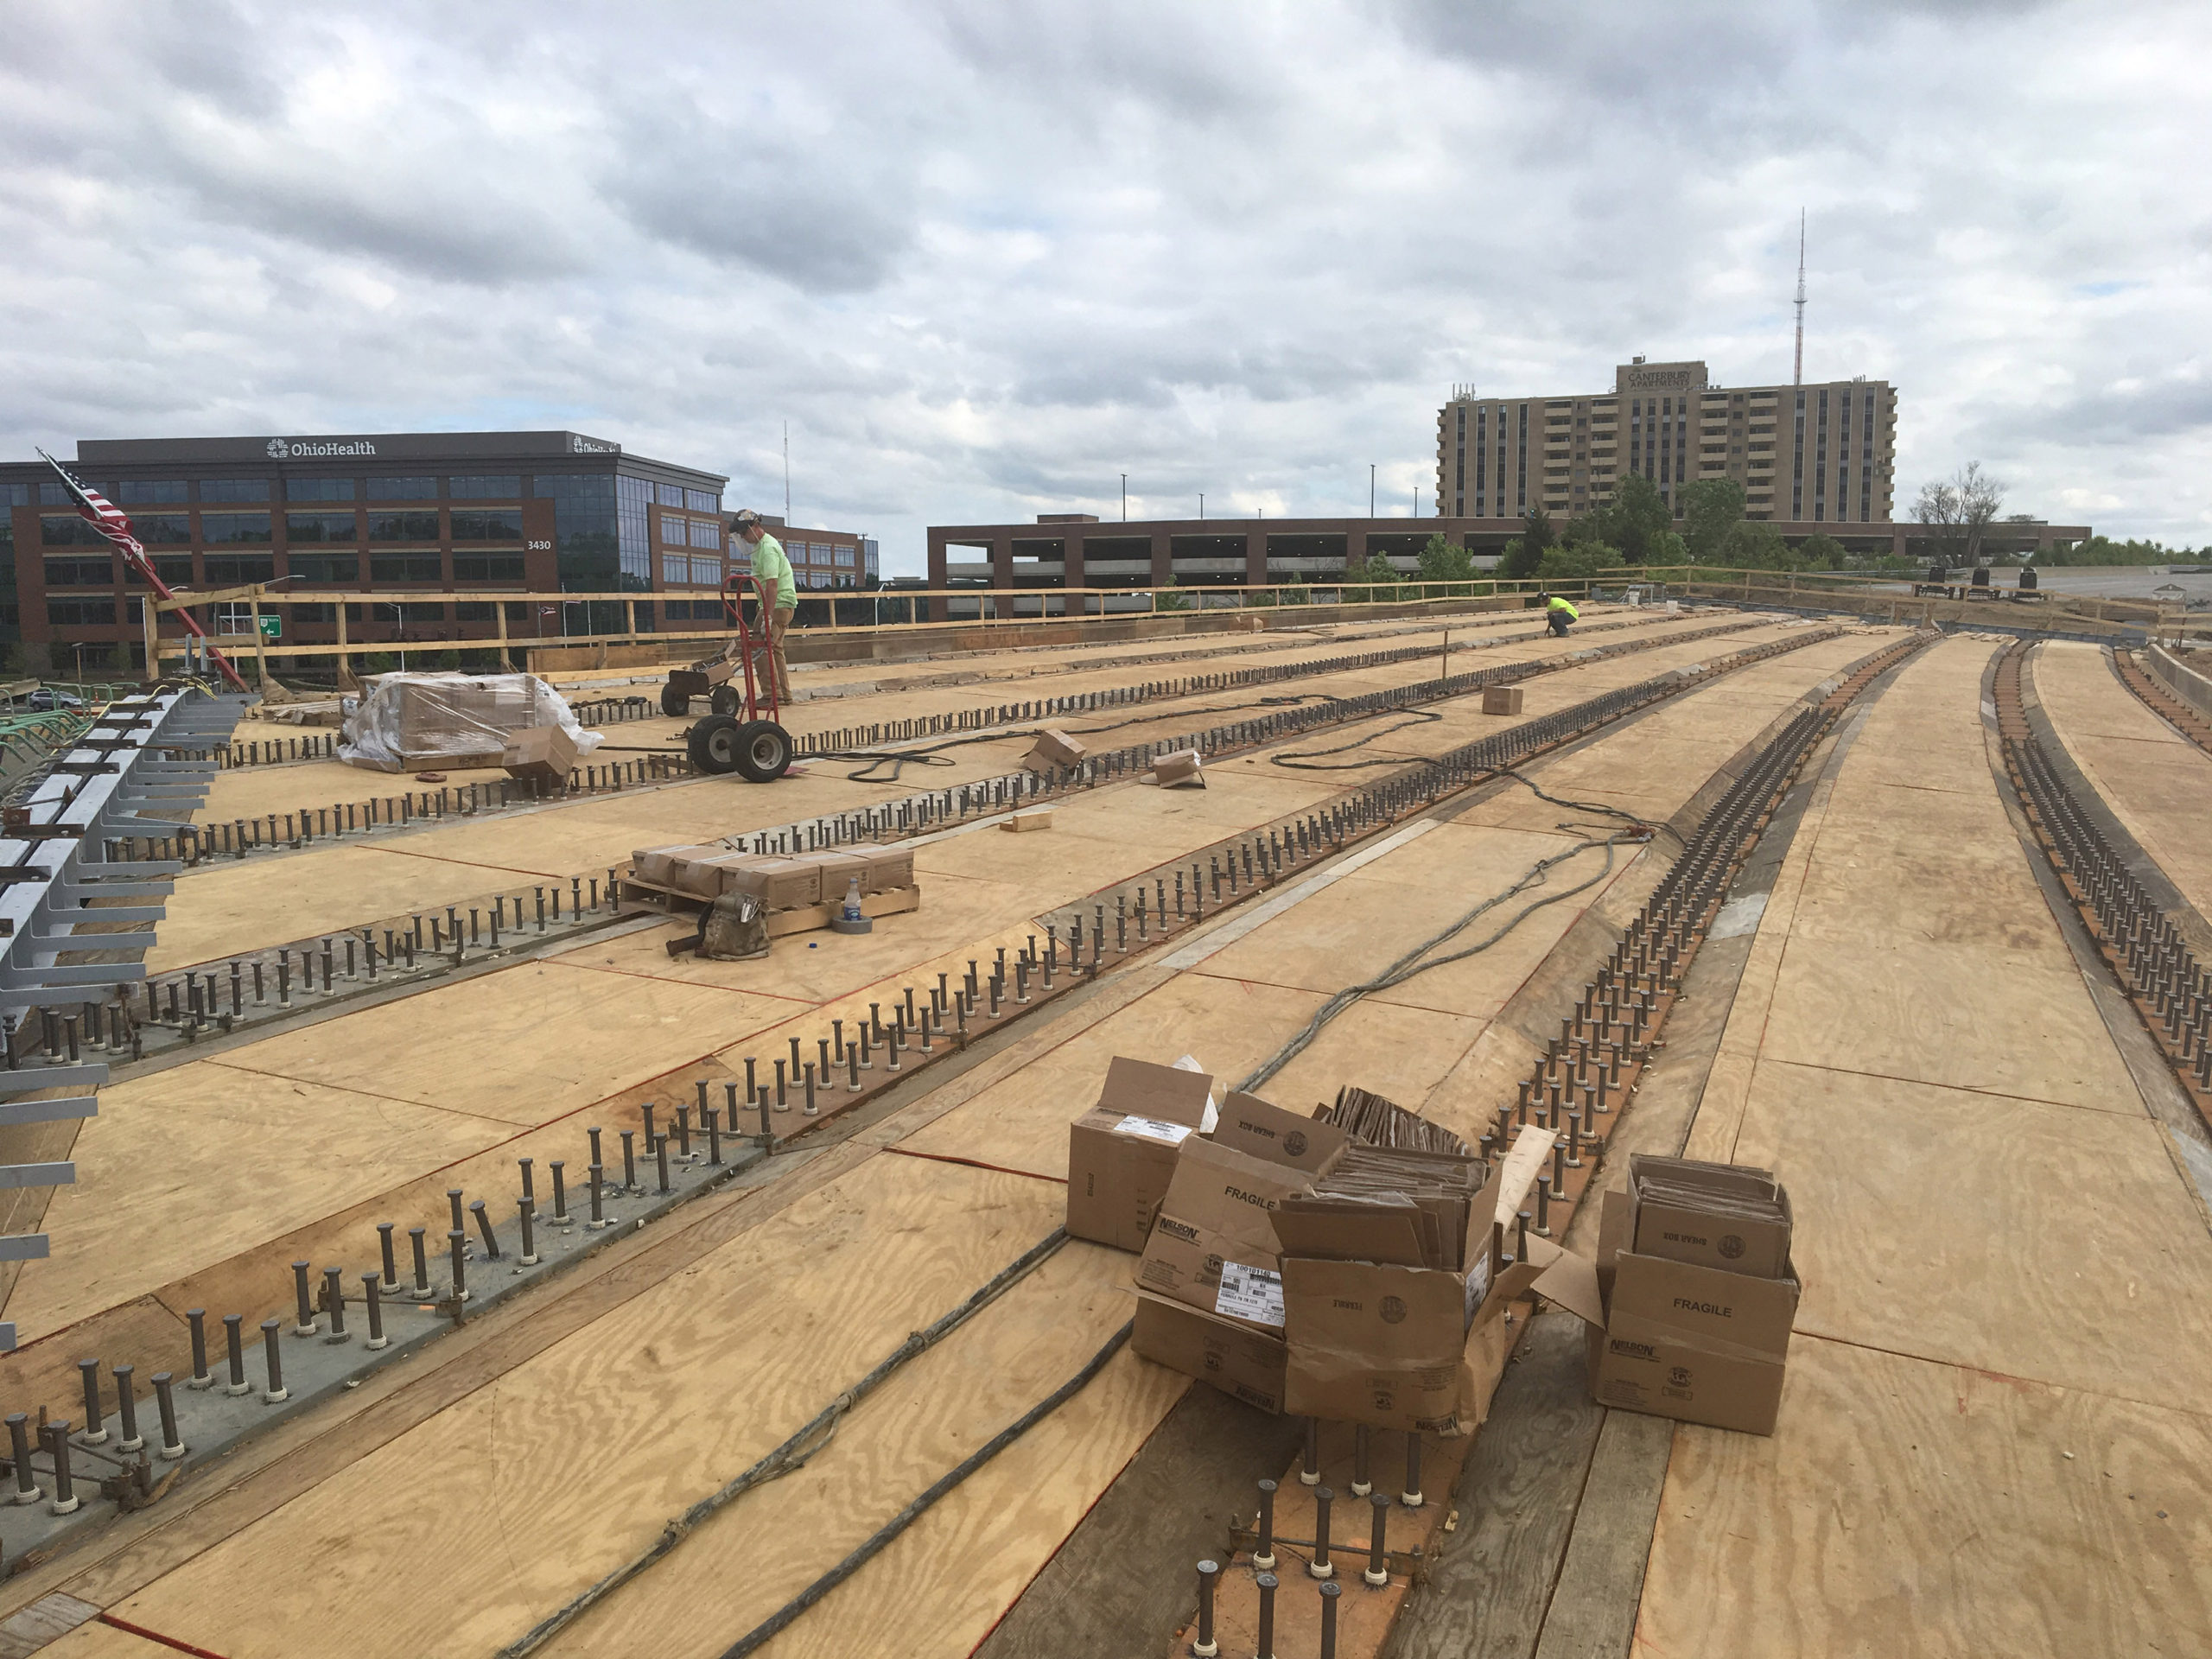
[1379,1295,1408,1325]
[1719,1234,1745,1260]
[1283,1131,1308,1159]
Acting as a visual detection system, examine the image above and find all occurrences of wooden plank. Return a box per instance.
[1727,1057,2212,1414]
[213,959,802,1124]
[973,1382,1302,1659]
[1632,1335,2212,1658]
[3,1063,507,1344]
[1385,1315,1605,1659]
[24,1619,174,1657]
[1529,1408,1674,1659]
[105,1156,1093,1658]
[2034,642,2212,918]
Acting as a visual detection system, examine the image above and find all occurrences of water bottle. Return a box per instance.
[842,876,863,923]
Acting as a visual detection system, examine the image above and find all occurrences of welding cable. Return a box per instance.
[713,1319,1133,1659]
[497,1227,1074,1659]
[1236,831,1641,1095]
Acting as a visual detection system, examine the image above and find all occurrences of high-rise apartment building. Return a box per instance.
[1436,359,1897,525]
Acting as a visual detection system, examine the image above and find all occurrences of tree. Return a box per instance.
[1717,519,1792,570]
[1914,461,2005,570]
[1678,478,1746,562]
[1497,536,1540,580]
[1796,532,1847,571]
[1417,532,1477,589]
[1595,474,1673,563]
[1535,541,1611,584]
[1523,506,1554,560]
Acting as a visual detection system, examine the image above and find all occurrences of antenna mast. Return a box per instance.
[1793,209,1807,386]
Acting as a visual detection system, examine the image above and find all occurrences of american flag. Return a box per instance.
[37,448,247,690]
[38,454,148,563]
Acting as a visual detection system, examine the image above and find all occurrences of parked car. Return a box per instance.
[26,689,84,712]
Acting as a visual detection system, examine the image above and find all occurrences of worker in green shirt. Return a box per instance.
[1539,590,1579,638]
[733,510,798,704]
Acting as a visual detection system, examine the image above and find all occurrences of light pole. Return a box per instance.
[1370,464,1376,517]
[1198,493,1204,521]
[1121,474,1128,521]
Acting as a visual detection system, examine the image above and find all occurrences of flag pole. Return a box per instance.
[36,449,250,691]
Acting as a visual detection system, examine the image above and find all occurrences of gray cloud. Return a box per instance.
[1,0,2208,557]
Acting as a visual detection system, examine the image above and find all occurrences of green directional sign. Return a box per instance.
[257,615,282,639]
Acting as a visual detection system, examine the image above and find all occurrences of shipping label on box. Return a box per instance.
[1132,1293,1288,1415]
[1065,1057,1218,1254]
[1136,1138,1312,1329]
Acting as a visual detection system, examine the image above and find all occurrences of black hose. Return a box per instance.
[715,1320,1134,1659]
[496,1229,1074,1658]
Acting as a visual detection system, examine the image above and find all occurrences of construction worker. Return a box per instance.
[1540,590,1579,638]
[733,510,797,703]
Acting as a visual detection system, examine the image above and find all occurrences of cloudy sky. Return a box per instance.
[3,0,2205,567]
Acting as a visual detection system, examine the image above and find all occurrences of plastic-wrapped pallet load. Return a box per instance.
[337,672,605,774]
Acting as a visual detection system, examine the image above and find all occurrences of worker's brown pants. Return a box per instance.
[766,607,795,706]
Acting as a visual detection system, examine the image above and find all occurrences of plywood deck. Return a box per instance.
[1637,636,2212,1657]
[16,613,2202,1659]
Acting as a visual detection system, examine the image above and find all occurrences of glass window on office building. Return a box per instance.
[367,477,437,501]
[200,479,272,503]
[449,475,521,499]
[657,483,685,509]
[137,515,193,545]
[285,512,359,543]
[688,519,721,550]
[684,489,720,514]
[661,553,690,585]
[690,557,722,587]
[202,513,273,544]
[613,475,653,588]
[368,510,441,542]
[834,545,855,568]
[287,477,354,502]
[113,480,189,505]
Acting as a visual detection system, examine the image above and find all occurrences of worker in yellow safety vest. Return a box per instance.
[1540,591,1579,638]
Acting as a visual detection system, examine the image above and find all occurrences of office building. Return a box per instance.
[1437,359,1897,524]
[0,429,731,674]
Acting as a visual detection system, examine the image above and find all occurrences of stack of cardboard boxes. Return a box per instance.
[628,842,918,917]
[1549,1154,1800,1435]
[1070,1058,1567,1434]
[1070,1059,1800,1440]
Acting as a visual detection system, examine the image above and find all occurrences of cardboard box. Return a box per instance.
[721,856,824,911]
[856,845,916,891]
[1482,685,1525,715]
[1278,1122,1557,1434]
[632,843,730,893]
[1132,1292,1287,1414]
[1022,728,1087,772]
[1538,1190,1801,1436]
[1208,1091,1349,1177]
[1065,1058,1218,1252]
[501,724,579,787]
[809,849,875,901]
[1147,750,1205,788]
[1001,808,1054,832]
[1628,1158,1794,1281]
[1135,1137,1315,1331]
